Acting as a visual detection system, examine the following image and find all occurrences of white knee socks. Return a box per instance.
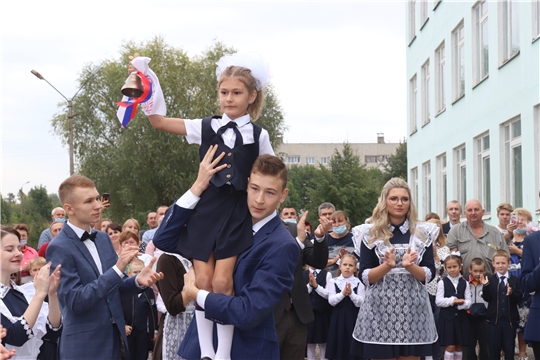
[444,351,454,360]
[215,324,234,360]
[196,310,215,359]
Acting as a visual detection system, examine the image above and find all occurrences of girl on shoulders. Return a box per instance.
[435,253,471,360]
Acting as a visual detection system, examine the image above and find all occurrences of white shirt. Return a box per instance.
[328,275,365,307]
[497,271,510,286]
[184,114,274,155]
[306,268,332,299]
[435,274,471,310]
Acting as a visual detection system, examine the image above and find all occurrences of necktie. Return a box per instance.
[499,275,506,292]
[81,231,97,242]
[216,121,243,148]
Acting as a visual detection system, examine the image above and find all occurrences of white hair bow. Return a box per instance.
[441,251,461,262]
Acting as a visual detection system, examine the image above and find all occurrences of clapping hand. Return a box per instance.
[314,214,333,238]
[297,211,309,243]
[402,247,418,268]
[33,262,51,297]
[342,282,353,296]
[383,248,396,269]
[135,257,164,287]
[48,264,62,295]
[309,272,318,288]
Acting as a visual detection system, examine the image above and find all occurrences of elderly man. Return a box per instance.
[446,199,509,277]
[37,207,66,248]
[442,200,462,236]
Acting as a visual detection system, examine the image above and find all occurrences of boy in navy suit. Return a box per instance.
[154,152,300,359]
[47,175,164,359]
[481,249,522,360]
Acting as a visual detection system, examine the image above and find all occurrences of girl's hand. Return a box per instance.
[48,264,62,295]
[33,263,51,296]
[453,298,465,305]
[309,272,318,288]
[342,283,352,296]
[383,248,396,268]
[402,247,418,268]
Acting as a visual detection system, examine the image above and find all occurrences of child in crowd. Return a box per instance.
[121,258,158,360]
[435,253,471,360]
[133,51,273,359]
[467,258,489,360]
[119,230,152,270]
[481,250,522,360]
[304,266,333,360]
[326,254,364,360]
[20,257,47,293]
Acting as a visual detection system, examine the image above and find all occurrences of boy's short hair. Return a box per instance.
[58,175,95,205]
[128,258,145,275]
[29,257,47,268]
[469,257,486,269]
[496,202,513,214]
[251,155,287,190]
[492,249,510,262]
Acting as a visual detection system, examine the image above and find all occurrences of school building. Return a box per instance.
[276,134,399,170]
[406,0,540,223]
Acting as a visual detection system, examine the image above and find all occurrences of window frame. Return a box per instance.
[410,167,419,207]
[501,117,523,207]
[498,0,520,66]
[475,132,491,213]
[410,74,418,134]
[422,59,431,125]
[472,1,489,85]
[452,21,465,101]
[436,153,448,218]
[454,144,467,207]
[423,161,432,215]
[435,42,446,115]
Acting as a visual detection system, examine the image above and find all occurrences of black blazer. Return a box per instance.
[442,222,451,236]
[273,231,328,325]
[121,287,158,334]
[481,273,522,326]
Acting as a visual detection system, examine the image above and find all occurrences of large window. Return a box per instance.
[411,167,419,206]
[435,42,446,114]
[422,60,430,125]
[286,156,300,164]
[409,0,416,43]
[410,74,418,134]
[436,153,448,217]
[423,161,432,215]
[499,1,520,65]
[502,118,522,207]
[533,0,540,39]
[455,145,467,207]
[420,0,429,28]
[475,132,491,212]
[473,1,489,84]
[452,21,465,100]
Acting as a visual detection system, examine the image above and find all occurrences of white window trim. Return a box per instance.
[455,144,467,207]
[420,0,429,29]
[410,74,418,134]
[435,42,446,114]
[452,21,465,101]
[475,132,491,213]
[472,1,489,85]
[410,167,419,207]
[501,117,523,207]
[533,0,540,40]
[409,0,417,44]
[498,1,520,66]
[436,153,448,218]
[422,60,430,125]
[423,161,432,216]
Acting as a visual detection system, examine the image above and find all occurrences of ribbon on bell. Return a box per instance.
[116,71,153,128]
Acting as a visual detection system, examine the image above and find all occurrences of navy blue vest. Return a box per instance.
[199,116,262,191]
[439,277,468,320]
[497,276,509,320]
[303,270,333,313]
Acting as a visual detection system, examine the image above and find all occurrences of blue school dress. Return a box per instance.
[436,276,471,346]
[179,115,272,261]
[304,269,333,344]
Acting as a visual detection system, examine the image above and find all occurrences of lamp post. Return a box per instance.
[31,66,103,175]
[19,181,30,215]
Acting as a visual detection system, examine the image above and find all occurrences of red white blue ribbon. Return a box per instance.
[116,71,153,128]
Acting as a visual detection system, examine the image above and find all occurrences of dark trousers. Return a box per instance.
[465,317,489,360]
[530,341,540,359]
[487,320,515,360]
[127,327,149,360]
[276,309,308,360]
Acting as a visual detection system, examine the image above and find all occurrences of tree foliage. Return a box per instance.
[51,37,286,224]
[284,143,385,227]
[383,139,407,181]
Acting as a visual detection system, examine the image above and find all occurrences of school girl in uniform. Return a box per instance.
[133,52,273,359]
[435,253,471,360]
[325,254,365,360]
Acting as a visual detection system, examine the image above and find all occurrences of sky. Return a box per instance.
[1,1,406,198]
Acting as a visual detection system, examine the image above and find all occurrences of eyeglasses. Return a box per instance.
[388,196,410,204]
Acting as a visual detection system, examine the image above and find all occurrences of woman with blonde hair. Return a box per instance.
[351,178,439,359]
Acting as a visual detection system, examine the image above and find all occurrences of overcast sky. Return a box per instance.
[1,1,406,197]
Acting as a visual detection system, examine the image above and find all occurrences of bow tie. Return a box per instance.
[81,231,97,242]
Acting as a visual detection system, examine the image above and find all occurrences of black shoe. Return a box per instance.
[201,357,213,360]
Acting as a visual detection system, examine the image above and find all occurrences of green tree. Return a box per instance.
[383,139,407,181]
[51,37,286,222]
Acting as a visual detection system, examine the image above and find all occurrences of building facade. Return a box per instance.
[407,0,540,223]
[277,134,399,170]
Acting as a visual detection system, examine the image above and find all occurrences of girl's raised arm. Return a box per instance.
[147,115,186,136]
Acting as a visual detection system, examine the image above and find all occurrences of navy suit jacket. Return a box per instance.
[153,205,299,359]
[47,224,142,359]
[520,231,540,342]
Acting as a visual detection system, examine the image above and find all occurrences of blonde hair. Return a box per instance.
[513,207,533,222]
[497,202,513,214]
[58,175,95,205]
[122,219,140,233]
[218,66,265,121]
[29,257,46,269]
[368,178,421,246]
[427,219,446,248]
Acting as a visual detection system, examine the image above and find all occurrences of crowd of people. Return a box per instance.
[2,52,540,360]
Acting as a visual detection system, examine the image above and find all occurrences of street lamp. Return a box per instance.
[31,65,103,175]
[19,181,30,215]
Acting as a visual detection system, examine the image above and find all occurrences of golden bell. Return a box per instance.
[121,73,144,98]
